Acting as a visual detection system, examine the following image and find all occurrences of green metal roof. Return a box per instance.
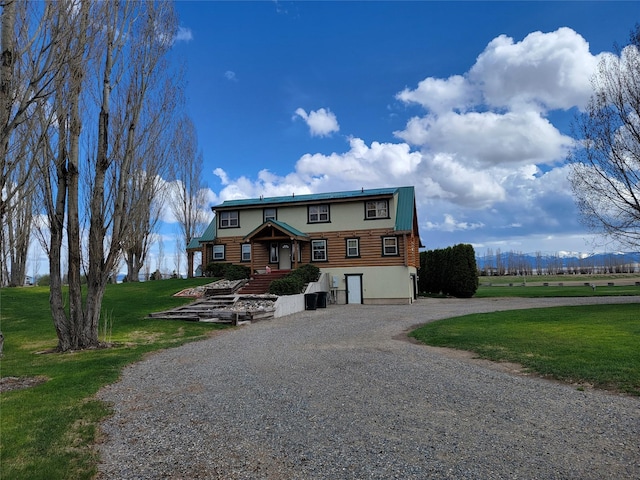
[268,219,309,238]
[199,218,217,242]
[213,187,399,209]
[186,219,218,249]
[394,186,416,232]
[186,237,201,250]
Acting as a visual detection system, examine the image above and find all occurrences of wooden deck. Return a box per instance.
[149,295,277,324]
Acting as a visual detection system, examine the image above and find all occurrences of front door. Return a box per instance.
[278,243,292,270]
[346,274,363,304]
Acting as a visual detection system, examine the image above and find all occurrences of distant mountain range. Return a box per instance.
[475,251,640,274]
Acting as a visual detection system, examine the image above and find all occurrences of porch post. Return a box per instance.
[403,234,408,267]
[250,241,255,277]
[187,251,194,278]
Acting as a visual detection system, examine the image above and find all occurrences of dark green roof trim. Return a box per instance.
[213,187,399,210]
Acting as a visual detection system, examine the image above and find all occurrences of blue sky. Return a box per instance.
[168,1,640,257]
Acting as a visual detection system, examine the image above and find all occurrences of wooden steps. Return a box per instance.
[238,270,290,294]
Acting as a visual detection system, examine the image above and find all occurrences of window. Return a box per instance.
[346,238,360,257]
[311,239,328,261]
[213,244,225,260]
[219,210,239,228]
[270,242,279,263]
[308,204,329,223]
[264,208,277,222]
[366,200,389,219]
[241,244,251,262]
[382,236,398,256]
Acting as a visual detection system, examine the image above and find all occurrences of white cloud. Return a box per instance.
[395,110,574,167]
[469,27,601,111]
[175,26,193,43]
[206,28,625,254]
[397,28,602,115]
[396,75,478,114]
[425,213,484,232]
[293,107,340,137]
[224,70,237,81]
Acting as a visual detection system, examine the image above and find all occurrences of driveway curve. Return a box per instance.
[97,297,640,479]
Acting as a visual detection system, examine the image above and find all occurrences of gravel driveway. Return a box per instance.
[97,297,640,479]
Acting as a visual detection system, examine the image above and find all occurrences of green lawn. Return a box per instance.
[2,278,639,479]
[410,303,640,395]
[474,284,640,297]
[0,278,225,480]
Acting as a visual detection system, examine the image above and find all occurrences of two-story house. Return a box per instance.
[187,186,422,304]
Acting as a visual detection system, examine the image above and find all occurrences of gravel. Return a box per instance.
[96,296,640,479]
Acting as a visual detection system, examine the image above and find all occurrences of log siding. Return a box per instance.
[205,227,420,270]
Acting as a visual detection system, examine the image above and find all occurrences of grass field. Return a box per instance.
[410,303,640,395]
[474,284,640,297]
[1,277,639,479]
[0,278,222,480]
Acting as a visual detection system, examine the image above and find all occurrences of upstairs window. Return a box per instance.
[308,204,330,223]
[264,208,277,222]
[346,238,360,258]
[366,200,389,219]
[219,210,239,228]
[382,236,398,256]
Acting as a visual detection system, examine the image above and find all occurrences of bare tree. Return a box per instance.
[121,76,182,282]
[33,0,181,351]
[173,236,183,277]
[83,0,179,345]
[0,2,61,286]
[568,26,640,249]
[169,115,209,252]
[3,141,34,286]
[495,248,505,276]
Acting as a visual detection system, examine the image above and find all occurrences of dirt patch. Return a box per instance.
[0,376,48,394]
[396,327,526,376]
[426,345,527,376]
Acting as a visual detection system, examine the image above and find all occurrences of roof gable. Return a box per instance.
[244,219,310,242]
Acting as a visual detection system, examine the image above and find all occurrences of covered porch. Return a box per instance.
[243,220,310,275]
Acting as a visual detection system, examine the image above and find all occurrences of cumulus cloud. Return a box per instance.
[469,27,601,111]
[293,107,340,137]
[396,110,574,167]
[209,28,614,252]
[396,75,479,114]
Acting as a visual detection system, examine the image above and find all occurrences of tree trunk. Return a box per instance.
[0,0,16,288]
